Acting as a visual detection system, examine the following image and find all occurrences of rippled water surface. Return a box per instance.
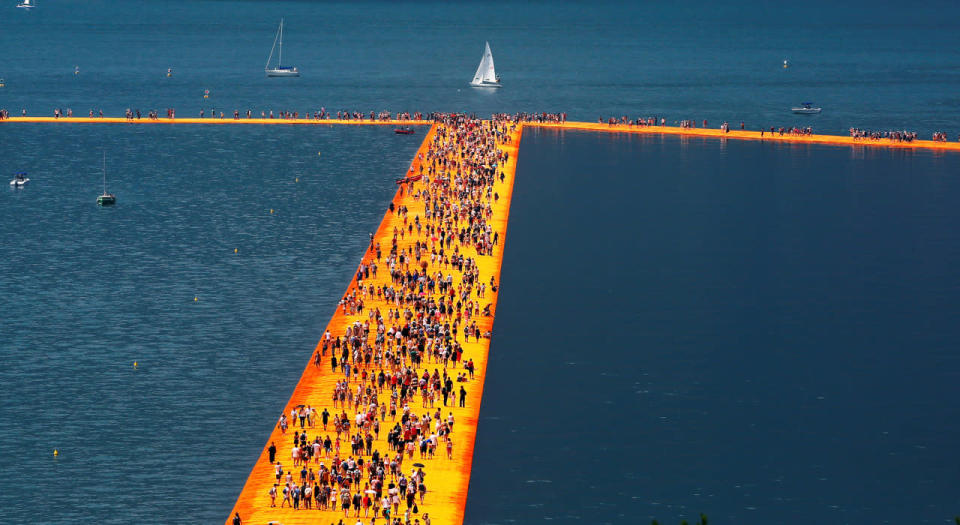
[3,1,960,523]
[0,124,421,523]
[1,1,960,135]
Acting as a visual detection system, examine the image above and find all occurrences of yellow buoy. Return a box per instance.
[295,177,299,183]
[270,209,274,214]
[53,449,59,457]
[194,296,198,302]
[317,152,322,156]
[133,361,138,368]
[234,248,238,253]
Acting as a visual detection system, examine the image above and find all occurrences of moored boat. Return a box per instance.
[97,153,116,206]
[396,174,423,185]
[265,19,300,77]
[10,172,29,186]
[792,102,821,114]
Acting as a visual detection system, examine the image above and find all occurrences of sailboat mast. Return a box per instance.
[102,151,107,193]
[278,18,283,67]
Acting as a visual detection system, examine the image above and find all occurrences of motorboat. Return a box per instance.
[10,172,29,186]
[394,127,415,135]
[792,102,821,114]
[16,0,34,9]
[265,19,300,77]
[469,41,501,88]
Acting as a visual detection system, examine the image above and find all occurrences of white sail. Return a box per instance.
[470,41,500,87]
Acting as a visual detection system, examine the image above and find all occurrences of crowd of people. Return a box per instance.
[504,111,567,123]
[4,107,960,144]
[849,128,919,142]
[761,126,813,136]
[0,107,428,121]
[235,112,518,525]
[848,128,960,143]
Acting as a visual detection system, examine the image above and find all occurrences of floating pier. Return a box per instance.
[6,113,959,524]
[226,121,522,525]
[1,116,431,126]
[529,121,960,151]
[5,116,960,151]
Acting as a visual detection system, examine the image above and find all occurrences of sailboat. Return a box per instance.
[97,152,116,206]
[469,41,501,88]
[265,19,299,77]
[16,0,34,9]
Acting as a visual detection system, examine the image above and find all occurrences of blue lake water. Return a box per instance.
[2,1,960,523]
[1,1,960,135]
[0,124,421,523]
[465,129,960,525]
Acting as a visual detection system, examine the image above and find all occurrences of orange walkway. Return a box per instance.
[529,121,960,152]
[8,115,959,152]
[0,116,431,126]
[226,120,523,525]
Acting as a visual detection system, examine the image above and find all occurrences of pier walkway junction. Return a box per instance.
[4,115,958,524]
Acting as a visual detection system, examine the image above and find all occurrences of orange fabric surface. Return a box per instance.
[1,117,431,126]
[529,121,960,151]
[226,121,523,525]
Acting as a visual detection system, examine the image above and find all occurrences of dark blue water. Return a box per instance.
[466,128,960,525]
[3,1,960,523]
[0,124,421,523]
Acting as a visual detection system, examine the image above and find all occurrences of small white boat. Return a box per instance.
[469,41,501,88]
[10,173,29,186]
[265,19,300,77]
[16,0,34,9]
[97,153,116,206]
[792,102,821,114]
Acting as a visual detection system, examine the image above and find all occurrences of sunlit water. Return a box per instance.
[2,1,960,523]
